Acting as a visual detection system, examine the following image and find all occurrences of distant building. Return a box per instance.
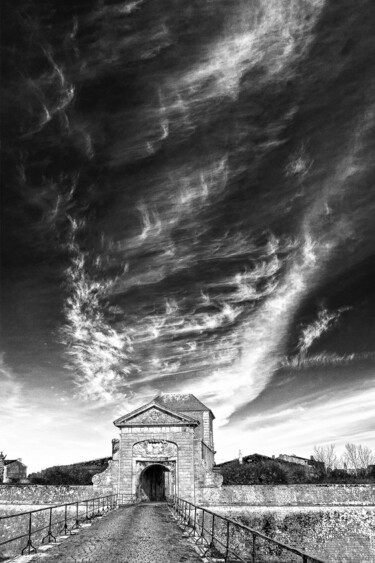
[278,453,324,470]
[0,452,28,483]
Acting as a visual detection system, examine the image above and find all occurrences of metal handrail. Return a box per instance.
[170,496,327,563]
[0,493,134,556]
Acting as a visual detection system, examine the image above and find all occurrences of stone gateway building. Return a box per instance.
[93,393,222,502]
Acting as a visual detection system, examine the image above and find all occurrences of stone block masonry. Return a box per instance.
[198,483,375,506]
[0,484,94,505]
[117,428,196,500]
[211,505,375,563]
[196,484,375,563]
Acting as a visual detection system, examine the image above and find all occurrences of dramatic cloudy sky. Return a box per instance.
[1,0,375,472]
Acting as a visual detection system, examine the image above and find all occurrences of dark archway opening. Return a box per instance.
[141,464,169,502]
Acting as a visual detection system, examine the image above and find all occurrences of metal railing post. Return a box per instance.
[200,511,215,558]
[252,532,257,563]
[211,513,215,548]
[21,512,36,555]
[85,499,89,522]
[72,501,80,530]
[225,519,230,562]
[42,506,56,544]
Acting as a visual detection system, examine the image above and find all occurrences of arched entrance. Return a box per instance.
[141,464,169,501]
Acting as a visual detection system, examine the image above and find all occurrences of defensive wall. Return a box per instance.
[197,483,375,506]
[0,484,94,505]
[208,505,375,563]
[195,484,375,563]
[1,482,373,506]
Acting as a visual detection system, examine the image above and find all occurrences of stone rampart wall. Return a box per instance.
[0,484,94,505]
[198,483,375,506]
[210,506,375,563]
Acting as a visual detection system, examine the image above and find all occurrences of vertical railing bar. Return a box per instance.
[225,519,230,562]
[63,503,68,535]
[71,501,80,531]
[211,513,215,547]
[187,503,191,529]
[41,506,56,544]
[21,511,36,555]
[252,532,256,563]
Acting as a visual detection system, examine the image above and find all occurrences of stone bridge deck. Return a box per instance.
[29,504,203,563]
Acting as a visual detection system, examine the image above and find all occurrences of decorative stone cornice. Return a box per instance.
[113,402,199,428]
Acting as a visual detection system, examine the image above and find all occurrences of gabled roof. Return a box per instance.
[4,459,26,466]
[113,401,199,428]
[154,393,214,419]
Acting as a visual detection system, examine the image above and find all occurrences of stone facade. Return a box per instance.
[0,453,28,484]
[93,393,221,502]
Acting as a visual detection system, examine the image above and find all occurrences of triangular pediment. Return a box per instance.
[113,402,198,427]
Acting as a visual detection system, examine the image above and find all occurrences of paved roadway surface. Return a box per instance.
[30,504,203,563]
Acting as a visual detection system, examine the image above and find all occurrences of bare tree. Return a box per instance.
[357,445,375,467]
[313,444,338,470]
[343,443,375,474]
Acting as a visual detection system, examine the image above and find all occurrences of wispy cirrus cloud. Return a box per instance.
[296,305,350,357]
[171,103,375,425]
[285,351,375,369]
[60,217,135,404]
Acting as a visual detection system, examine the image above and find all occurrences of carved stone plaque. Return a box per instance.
[132,440,177,458]
[131,407,180,424]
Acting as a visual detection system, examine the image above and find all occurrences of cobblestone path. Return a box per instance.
[30,504,203,563]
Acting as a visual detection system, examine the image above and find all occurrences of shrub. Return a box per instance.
[28,458,109,485]
[220,460,288,485]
